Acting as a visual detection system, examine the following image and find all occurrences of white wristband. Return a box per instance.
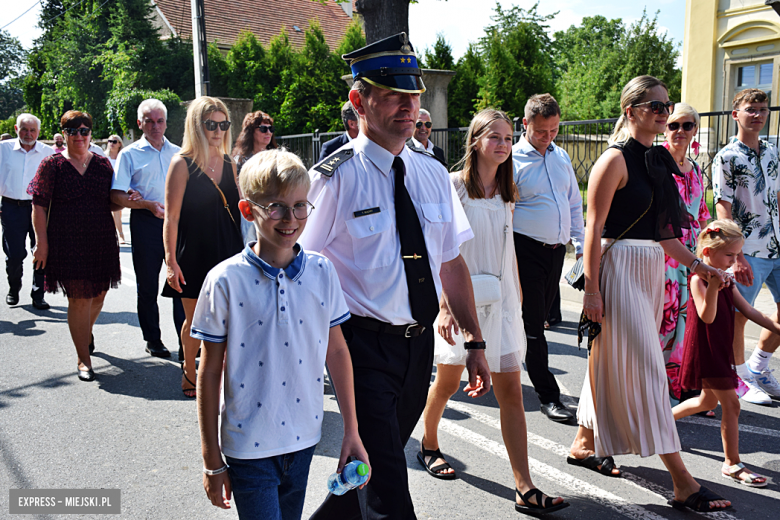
[203,465,228,476]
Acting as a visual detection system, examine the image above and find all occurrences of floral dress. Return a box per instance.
[659,159,710,399]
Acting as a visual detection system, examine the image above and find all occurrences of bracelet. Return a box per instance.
[584,292,600,296]
[463,341,486,350]
[203,465,228,476]
[690,258,700,272]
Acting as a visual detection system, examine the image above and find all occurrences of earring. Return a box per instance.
[691,139,700,156]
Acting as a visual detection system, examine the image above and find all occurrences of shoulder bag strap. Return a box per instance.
[600,189,653,261]
[206,171,239,231]
[497,202,510,281]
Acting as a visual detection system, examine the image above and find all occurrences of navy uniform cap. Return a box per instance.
[343,32,425,94]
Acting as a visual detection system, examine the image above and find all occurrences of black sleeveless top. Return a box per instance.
[161,155,243,299]
[602,138,688,241]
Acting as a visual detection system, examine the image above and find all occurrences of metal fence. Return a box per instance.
[279,107,780,215]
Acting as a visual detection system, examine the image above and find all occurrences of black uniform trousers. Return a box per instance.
[310,321,434,520]
[1,198,44,300]
[514,233,566,405]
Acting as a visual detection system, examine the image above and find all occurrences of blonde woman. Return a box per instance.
[569,76,731,512]
[163,97,244,398]
[105,134,127,243]
[419,109,568,515]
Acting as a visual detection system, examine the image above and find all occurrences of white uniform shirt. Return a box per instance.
[190,244,350,459]
[89,143,107,157]
[0,139,55,200]
[111,135,180,204]
[300,133,473,325]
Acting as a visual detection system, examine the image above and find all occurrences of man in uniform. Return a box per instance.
[302,33,490,520]
[0,114,53,309]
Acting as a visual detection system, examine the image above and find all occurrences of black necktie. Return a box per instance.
[393,157,439,326]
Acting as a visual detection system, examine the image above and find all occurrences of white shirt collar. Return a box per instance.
[353,133,397,177]
[12,139,44,154]
[411,136,433,152]
[346,133,354,142]
[137,134,170,151]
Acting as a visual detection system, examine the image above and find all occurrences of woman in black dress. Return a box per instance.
[29,110,121,382]
[163,97,243,397]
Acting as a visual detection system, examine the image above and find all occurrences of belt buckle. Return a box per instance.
[405,324,423,338]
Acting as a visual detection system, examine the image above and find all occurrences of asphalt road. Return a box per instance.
[1,217,779,519]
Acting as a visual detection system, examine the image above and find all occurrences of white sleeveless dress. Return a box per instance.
[434,174,526,372]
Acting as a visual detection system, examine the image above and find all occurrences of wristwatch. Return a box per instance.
[463,341,486,350]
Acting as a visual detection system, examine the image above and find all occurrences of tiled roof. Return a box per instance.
[153,0,355,49]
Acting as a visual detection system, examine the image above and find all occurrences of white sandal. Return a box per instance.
[722,462,767,488]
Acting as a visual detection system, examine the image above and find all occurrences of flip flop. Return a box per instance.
[417,446,456,480]
[668,486,731,512]
[566,455,621,477]
[722,462,767,488]
[515,488,569,516]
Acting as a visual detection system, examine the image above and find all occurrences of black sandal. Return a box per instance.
[416,444,456,480]
[668,486,731,512]
[181,363,196,399]
[515,488,569,516]
[566,455,621,477]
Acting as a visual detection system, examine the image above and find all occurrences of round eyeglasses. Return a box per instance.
[245,200,314,220]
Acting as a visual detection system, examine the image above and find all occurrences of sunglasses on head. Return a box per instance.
[667,122,696,131]
[416,121,432,129]
[107,139,120,144]
[62,127,91,136]
[202,120,231,131]
[255,124,275,134]
[632,100,675,115]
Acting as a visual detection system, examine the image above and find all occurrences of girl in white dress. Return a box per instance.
[419,109,568,515]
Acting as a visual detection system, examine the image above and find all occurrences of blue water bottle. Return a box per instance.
[327,460,369,495]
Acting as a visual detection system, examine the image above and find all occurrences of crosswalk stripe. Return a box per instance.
[439,419,670,520]
[121,266,136,285]
[445,400,739,520]
[679,414,780,438]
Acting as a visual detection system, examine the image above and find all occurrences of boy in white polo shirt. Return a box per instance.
[192,149,369,519]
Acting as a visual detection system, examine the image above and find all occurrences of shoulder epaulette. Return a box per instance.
[407,143,447,169]
[312,148,355,177]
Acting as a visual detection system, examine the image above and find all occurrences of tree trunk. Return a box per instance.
[355,0,410,44]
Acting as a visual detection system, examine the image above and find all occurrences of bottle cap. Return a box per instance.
[357,463,369,476]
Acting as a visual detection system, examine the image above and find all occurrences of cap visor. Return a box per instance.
[363,75,426,94]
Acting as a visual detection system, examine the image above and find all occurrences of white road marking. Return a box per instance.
[445,400,739,520]
[679,414,780,438]
[121,266,136,285]
[439,419,670,520]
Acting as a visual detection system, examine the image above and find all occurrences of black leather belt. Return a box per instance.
[347,315,426,338]
[1,197,32,206]
[522,234,561,249]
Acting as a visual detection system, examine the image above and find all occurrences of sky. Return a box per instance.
[3,0,686,55]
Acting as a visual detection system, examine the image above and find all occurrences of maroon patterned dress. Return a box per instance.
[27,153,120,298]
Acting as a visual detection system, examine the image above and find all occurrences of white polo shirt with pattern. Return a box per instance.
[191,243,350,459]
[713,136,780,258]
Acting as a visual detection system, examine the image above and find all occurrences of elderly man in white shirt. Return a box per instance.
[512,94,585,423]
[0,114,54,309]
[111,99,184,358]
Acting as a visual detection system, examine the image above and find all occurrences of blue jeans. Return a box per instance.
[129,209,184,342]
[735,254,780,306]
[1,199,44,299]
[226,445,316,520]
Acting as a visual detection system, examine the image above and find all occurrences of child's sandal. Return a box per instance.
[722,462,767,488]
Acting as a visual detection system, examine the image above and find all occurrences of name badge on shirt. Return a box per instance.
[353,207,380,218]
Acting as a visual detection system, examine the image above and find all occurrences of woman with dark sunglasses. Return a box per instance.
[232,111,278,244]
[28,110,121,382]
[569,76,732,512]
[104,134,127,244]
[162,97,244,398]
[659,103,714,410]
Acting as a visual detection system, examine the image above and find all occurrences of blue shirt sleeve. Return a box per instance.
[326,261,350,327]
[111,148,132,192]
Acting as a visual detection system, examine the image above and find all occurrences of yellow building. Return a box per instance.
[683,0,780,112]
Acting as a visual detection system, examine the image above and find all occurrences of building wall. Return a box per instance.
[683,0,780,112]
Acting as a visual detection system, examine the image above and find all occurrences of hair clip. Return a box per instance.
[705,227,721,235]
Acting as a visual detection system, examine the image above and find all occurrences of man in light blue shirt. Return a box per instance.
[512,94,584,423]
[111,99,184,358]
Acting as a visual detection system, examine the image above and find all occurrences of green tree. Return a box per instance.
[226,31,270,102]
[0,30,27,120]
[448,43,484,127]
[553,11,681,121]
[207,43,231,97]
[423,33,455,70]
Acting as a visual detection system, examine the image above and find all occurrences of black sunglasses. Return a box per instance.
[62,127,91,136]
[256,124,275,134]
[632,100,675,115]
[667,122,696,131]
[203,120,231,131]
[416,121,432,129]
[107,139,120,144]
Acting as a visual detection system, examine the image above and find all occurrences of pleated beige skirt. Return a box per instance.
[577,239,681,458]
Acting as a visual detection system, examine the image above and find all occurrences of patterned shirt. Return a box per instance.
[713,137,780,258]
